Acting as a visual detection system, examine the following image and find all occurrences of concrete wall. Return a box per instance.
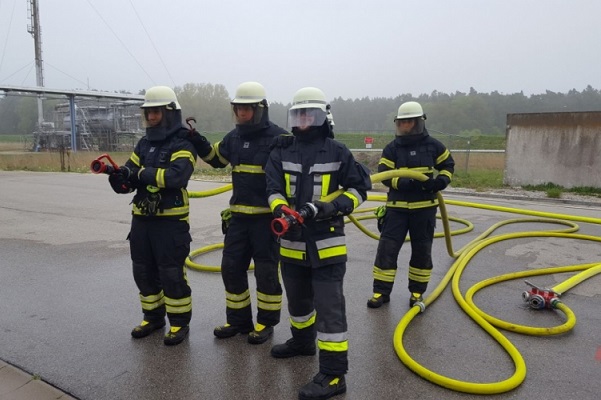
[505,112,601,188]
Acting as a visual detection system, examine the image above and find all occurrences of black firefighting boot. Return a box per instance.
[164,325,189,346]
[131,319,166,339]
[213,323,253,339]
[271,338,316,358]
[366,293,390,308]
[298,373,346,400]
[409,292,424,307]
[247,323,274,345]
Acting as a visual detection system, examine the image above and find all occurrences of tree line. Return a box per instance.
[1,84,601,136]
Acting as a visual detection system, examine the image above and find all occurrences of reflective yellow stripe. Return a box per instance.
[269,198,288,213]
[171,150,196,166]
[321,174,331,198]
[436,149,451,165]
[225,289,251,309]
[139,291,165,310]
[226,298,251,309]
[165,303,192,314]
[229,204,271,214]
[290,312,316,329]
[226,289,250,301]
[439,170,453,179]
[379,157,395,169]
[409,266,432,283]
[155,168,166,188]
[201,147,216,162]
[129,153,140,167]
[281,247,306,260]
[373,266,396,283]
[285,173,292,198]
[132,204,190,216]
[318,245,347,259]
[318,339,349,352]
[257,294,282,311]
[257,292,282,303]
[386,199,438,209]
[214,142,229,165]
[165,295,192,314]
[233,164,264,174]
[342,191,359,209]
[257,302,281,311]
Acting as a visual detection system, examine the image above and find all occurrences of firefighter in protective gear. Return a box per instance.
[367,101,454,309]
[107,85,197,346]
[265,87,372,400]
[187,82,286,344]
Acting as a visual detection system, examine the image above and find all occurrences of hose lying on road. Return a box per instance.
[186,172,601,395]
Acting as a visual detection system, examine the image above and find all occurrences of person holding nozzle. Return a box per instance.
[367,101,454,309]
[186,81,287,344]
[265,87,371,400]
[107,85,197,346]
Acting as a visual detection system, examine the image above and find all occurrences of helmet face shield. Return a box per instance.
[231,103,264,125]
[288,108,327,130]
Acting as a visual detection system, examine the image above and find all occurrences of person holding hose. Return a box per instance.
[107,86,197,346]
[265,87,371,400]
[367,101,454,309]
[187,82,287,344]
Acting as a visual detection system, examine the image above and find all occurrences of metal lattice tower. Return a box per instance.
[27,0,45,127]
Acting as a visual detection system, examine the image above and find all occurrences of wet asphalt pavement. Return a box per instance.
[0,171,600,400]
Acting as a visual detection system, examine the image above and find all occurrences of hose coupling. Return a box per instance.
[414,301,426,313]
[523,280,561,310]
[550,298,562,309]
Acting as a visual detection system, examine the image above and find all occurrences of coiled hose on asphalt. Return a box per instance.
[186,170,601,395]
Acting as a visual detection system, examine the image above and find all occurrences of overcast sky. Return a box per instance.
[1,0,600,103]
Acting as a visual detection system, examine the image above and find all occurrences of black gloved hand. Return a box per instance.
[128,166,141,186]
[270,135,294,150]
[108,172,133,194]
[420,178,446,193]
[187,130,212,158]
[273,204,285,217]
[313,200,338,220]
[117,165,141,187]
[118,165,132,179]
[393,178,418,191]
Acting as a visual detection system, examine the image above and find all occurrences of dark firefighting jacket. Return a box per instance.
[125,126,197,219]
[265,128,372,267]
[201,117,287,217]
[379,129,454,210]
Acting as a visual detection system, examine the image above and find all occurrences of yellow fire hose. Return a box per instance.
[185,171,601,395]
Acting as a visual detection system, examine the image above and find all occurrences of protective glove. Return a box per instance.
[392,177,418,191]
[270,135,295,150]
[129,166,141,187]
[420,178,446,193]
[108,172,133,194]
[118,166,140,186]
[273,204,286,217]
[374,205,386,233]
[187,129,212,158]
[220,208,232,235]
[313,200,338,220]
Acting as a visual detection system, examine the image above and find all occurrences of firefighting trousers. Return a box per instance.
[129,217,192,327]
[372,206,437,295]
[281,261,348,376]
[220,215,282,327]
